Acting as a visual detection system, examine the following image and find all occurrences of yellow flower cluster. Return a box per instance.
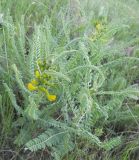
[47,94,56,102]
[27,82,37,91]
[27,60,56,102]
[95,23,103,31]
[90,21,105,42]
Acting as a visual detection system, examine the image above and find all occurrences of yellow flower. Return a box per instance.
[96,23,102,31]
[47,94,56,102]
[31,79,38,86]
[35,70,40,78]
[27,83,37,91]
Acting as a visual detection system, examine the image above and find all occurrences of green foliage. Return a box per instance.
[1,0,139,159]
